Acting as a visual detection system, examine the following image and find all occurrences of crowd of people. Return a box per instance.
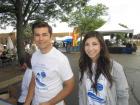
[0,44,17,66]
[14,21,129,105]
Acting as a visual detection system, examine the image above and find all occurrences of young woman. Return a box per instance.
[79,31,129,105]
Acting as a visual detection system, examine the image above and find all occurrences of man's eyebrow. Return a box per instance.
[34,32,49,35]
[42,32,49,34]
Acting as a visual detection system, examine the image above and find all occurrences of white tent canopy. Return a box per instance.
[96,22,134,33]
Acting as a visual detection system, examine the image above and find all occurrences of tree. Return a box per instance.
[116,23,129,45]
[66,4,108,35]
[0,0,88,61]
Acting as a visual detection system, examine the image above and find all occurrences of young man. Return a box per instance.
[24,21,74,105]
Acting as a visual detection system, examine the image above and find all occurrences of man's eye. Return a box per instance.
[43,34,49,36]
[34,34,39,36]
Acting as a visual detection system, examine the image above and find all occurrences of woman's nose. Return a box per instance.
[88,45,93,50]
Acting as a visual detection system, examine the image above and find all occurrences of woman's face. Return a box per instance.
[84,37,101,62]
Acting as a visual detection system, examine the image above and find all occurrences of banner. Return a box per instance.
[72,27,79,46]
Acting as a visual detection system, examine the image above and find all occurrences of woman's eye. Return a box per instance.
[85,43,89,46]
[92,43,97,45]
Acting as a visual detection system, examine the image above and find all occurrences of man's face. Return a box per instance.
[33,27,52,52]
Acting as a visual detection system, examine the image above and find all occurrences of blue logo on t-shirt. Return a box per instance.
[87,83,106,104]
[87,91,106,104]
[41,72,46,78]
[97,83,103,91]
[36,71,47,88]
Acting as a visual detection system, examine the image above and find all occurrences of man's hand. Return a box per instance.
[24,103,31,105]
[39,101,55,105]
[40,77,74,105]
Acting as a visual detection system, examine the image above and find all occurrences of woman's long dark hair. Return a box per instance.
[79,31,113,93]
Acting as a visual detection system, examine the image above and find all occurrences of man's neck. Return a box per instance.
[40,45,53,54]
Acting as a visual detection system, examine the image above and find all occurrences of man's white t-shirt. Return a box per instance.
[31,47,73,105]
[18,68,32,103]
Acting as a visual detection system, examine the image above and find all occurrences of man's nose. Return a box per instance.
[39,35,43,40]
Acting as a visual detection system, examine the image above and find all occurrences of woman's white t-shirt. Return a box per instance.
[85,63,108,105]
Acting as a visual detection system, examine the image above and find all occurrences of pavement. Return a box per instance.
[109,47,140,105]
[0,46,140,105]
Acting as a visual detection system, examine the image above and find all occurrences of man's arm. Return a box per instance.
[40,76,75,105]
[24,73,35,105]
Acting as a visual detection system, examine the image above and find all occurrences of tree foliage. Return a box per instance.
[116,24,129,44]
[66,4,108,35]
[0,0,88,61]
[119,23,128,28]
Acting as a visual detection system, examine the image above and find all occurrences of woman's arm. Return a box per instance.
[113,61,129,105]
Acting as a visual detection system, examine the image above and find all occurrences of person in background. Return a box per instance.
[0,43,4,56]
[132,43,137,52]
[30,42,39,54]
[79,31,129,105]
[24,21,74,105]
[17,53,32,105]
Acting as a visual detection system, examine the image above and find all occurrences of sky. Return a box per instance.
[89,0,140,34]
[0,0,140,34]
[50,21,73,33]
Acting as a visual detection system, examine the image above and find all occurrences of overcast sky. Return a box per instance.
[1,0,140,34]
[52,0,140,34]
[89,0,140,34]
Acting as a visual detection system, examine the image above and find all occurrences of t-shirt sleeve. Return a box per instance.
[58,56,74,81]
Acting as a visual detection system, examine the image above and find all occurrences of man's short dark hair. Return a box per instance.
[32,21,52,36]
